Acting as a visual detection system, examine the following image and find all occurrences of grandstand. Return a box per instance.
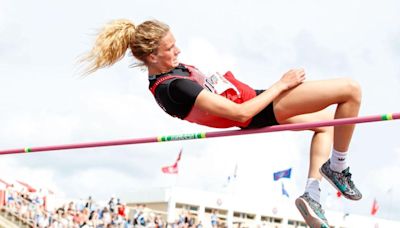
[1,183,400,228]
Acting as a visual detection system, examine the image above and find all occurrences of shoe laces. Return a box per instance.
[316,202,325,215]
[315,203,327,221]
[342,167,355,188]
[305,194,326,216]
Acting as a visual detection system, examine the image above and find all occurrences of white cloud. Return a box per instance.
[180,38,238,76]
[58,167,140,199]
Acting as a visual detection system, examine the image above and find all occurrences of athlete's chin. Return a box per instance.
[172,59,179,67]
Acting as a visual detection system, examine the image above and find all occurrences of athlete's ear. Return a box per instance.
[146,53,158,64]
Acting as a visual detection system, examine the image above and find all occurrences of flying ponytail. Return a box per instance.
[81,19,169,75]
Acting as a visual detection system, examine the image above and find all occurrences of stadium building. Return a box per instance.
[121,186,400,228]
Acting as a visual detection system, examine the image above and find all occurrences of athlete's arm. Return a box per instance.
[194,69,305,123]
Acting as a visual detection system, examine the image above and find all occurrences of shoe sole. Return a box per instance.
[295,197,329,228]
[319,168,362,201]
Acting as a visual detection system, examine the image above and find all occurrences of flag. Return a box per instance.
[16,180,36,192]
[233,163,238,179]
[371,198,379,216]
[281,182,289,198]
[161,164,178,174]
[227,163,238,183]
[161,148,182,174]
[273,168,292,181]
[0,179,11,188]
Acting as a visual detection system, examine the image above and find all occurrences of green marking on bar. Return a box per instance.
[159,132,206,142]
[199,132,206,139]
[382,113,393,121]
[24,147,31,153]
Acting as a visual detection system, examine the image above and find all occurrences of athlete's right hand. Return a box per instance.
[278,68,306,90]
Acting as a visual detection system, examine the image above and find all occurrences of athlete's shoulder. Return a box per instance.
[179,63,198,70]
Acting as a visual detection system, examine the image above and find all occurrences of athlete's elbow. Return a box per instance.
[234,110,253,123]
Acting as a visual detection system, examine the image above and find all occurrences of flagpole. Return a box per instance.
[227,162,238,228]
[164,147,182,226]
[175,147,182,189]
[0,113,399,155]
[387,187,394,220]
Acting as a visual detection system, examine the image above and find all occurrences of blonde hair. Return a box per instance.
[80,19,170,74]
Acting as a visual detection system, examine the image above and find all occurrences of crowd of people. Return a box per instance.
[3,184,133,227]
[1,184,211,228]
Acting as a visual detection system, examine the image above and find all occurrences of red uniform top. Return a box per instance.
[150,64,257,128]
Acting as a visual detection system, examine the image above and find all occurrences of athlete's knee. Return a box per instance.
[312,125,333,134]
[342,78,362,104]
[313,111,334,133]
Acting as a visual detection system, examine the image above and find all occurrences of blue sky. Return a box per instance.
[1,0,399,221]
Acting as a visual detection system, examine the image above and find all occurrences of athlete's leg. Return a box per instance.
[279,110,334,180]
[274,77,363,201]
[281,110,334,228]
[273,78,361,152]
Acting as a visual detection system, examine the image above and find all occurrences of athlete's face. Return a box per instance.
[153,31,180,72]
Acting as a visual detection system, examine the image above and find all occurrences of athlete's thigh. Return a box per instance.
[279,109,334,132]
[273,78,352,122]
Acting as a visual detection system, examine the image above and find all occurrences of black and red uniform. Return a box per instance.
[148,63,278,129]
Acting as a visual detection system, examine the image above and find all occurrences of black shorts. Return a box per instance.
[241,90,279,129]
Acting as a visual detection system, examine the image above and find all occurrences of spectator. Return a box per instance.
[117,201,126,219]
[134,210,146,226]
[87,209,101,227]
[102,206,112,226]
[211,210,218,228]
[36,210,50,228]
[154,214,164,228]
[108,195,117,213]
[85,196,94,210]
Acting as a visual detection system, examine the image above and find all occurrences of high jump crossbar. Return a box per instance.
[0,113,399,156]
